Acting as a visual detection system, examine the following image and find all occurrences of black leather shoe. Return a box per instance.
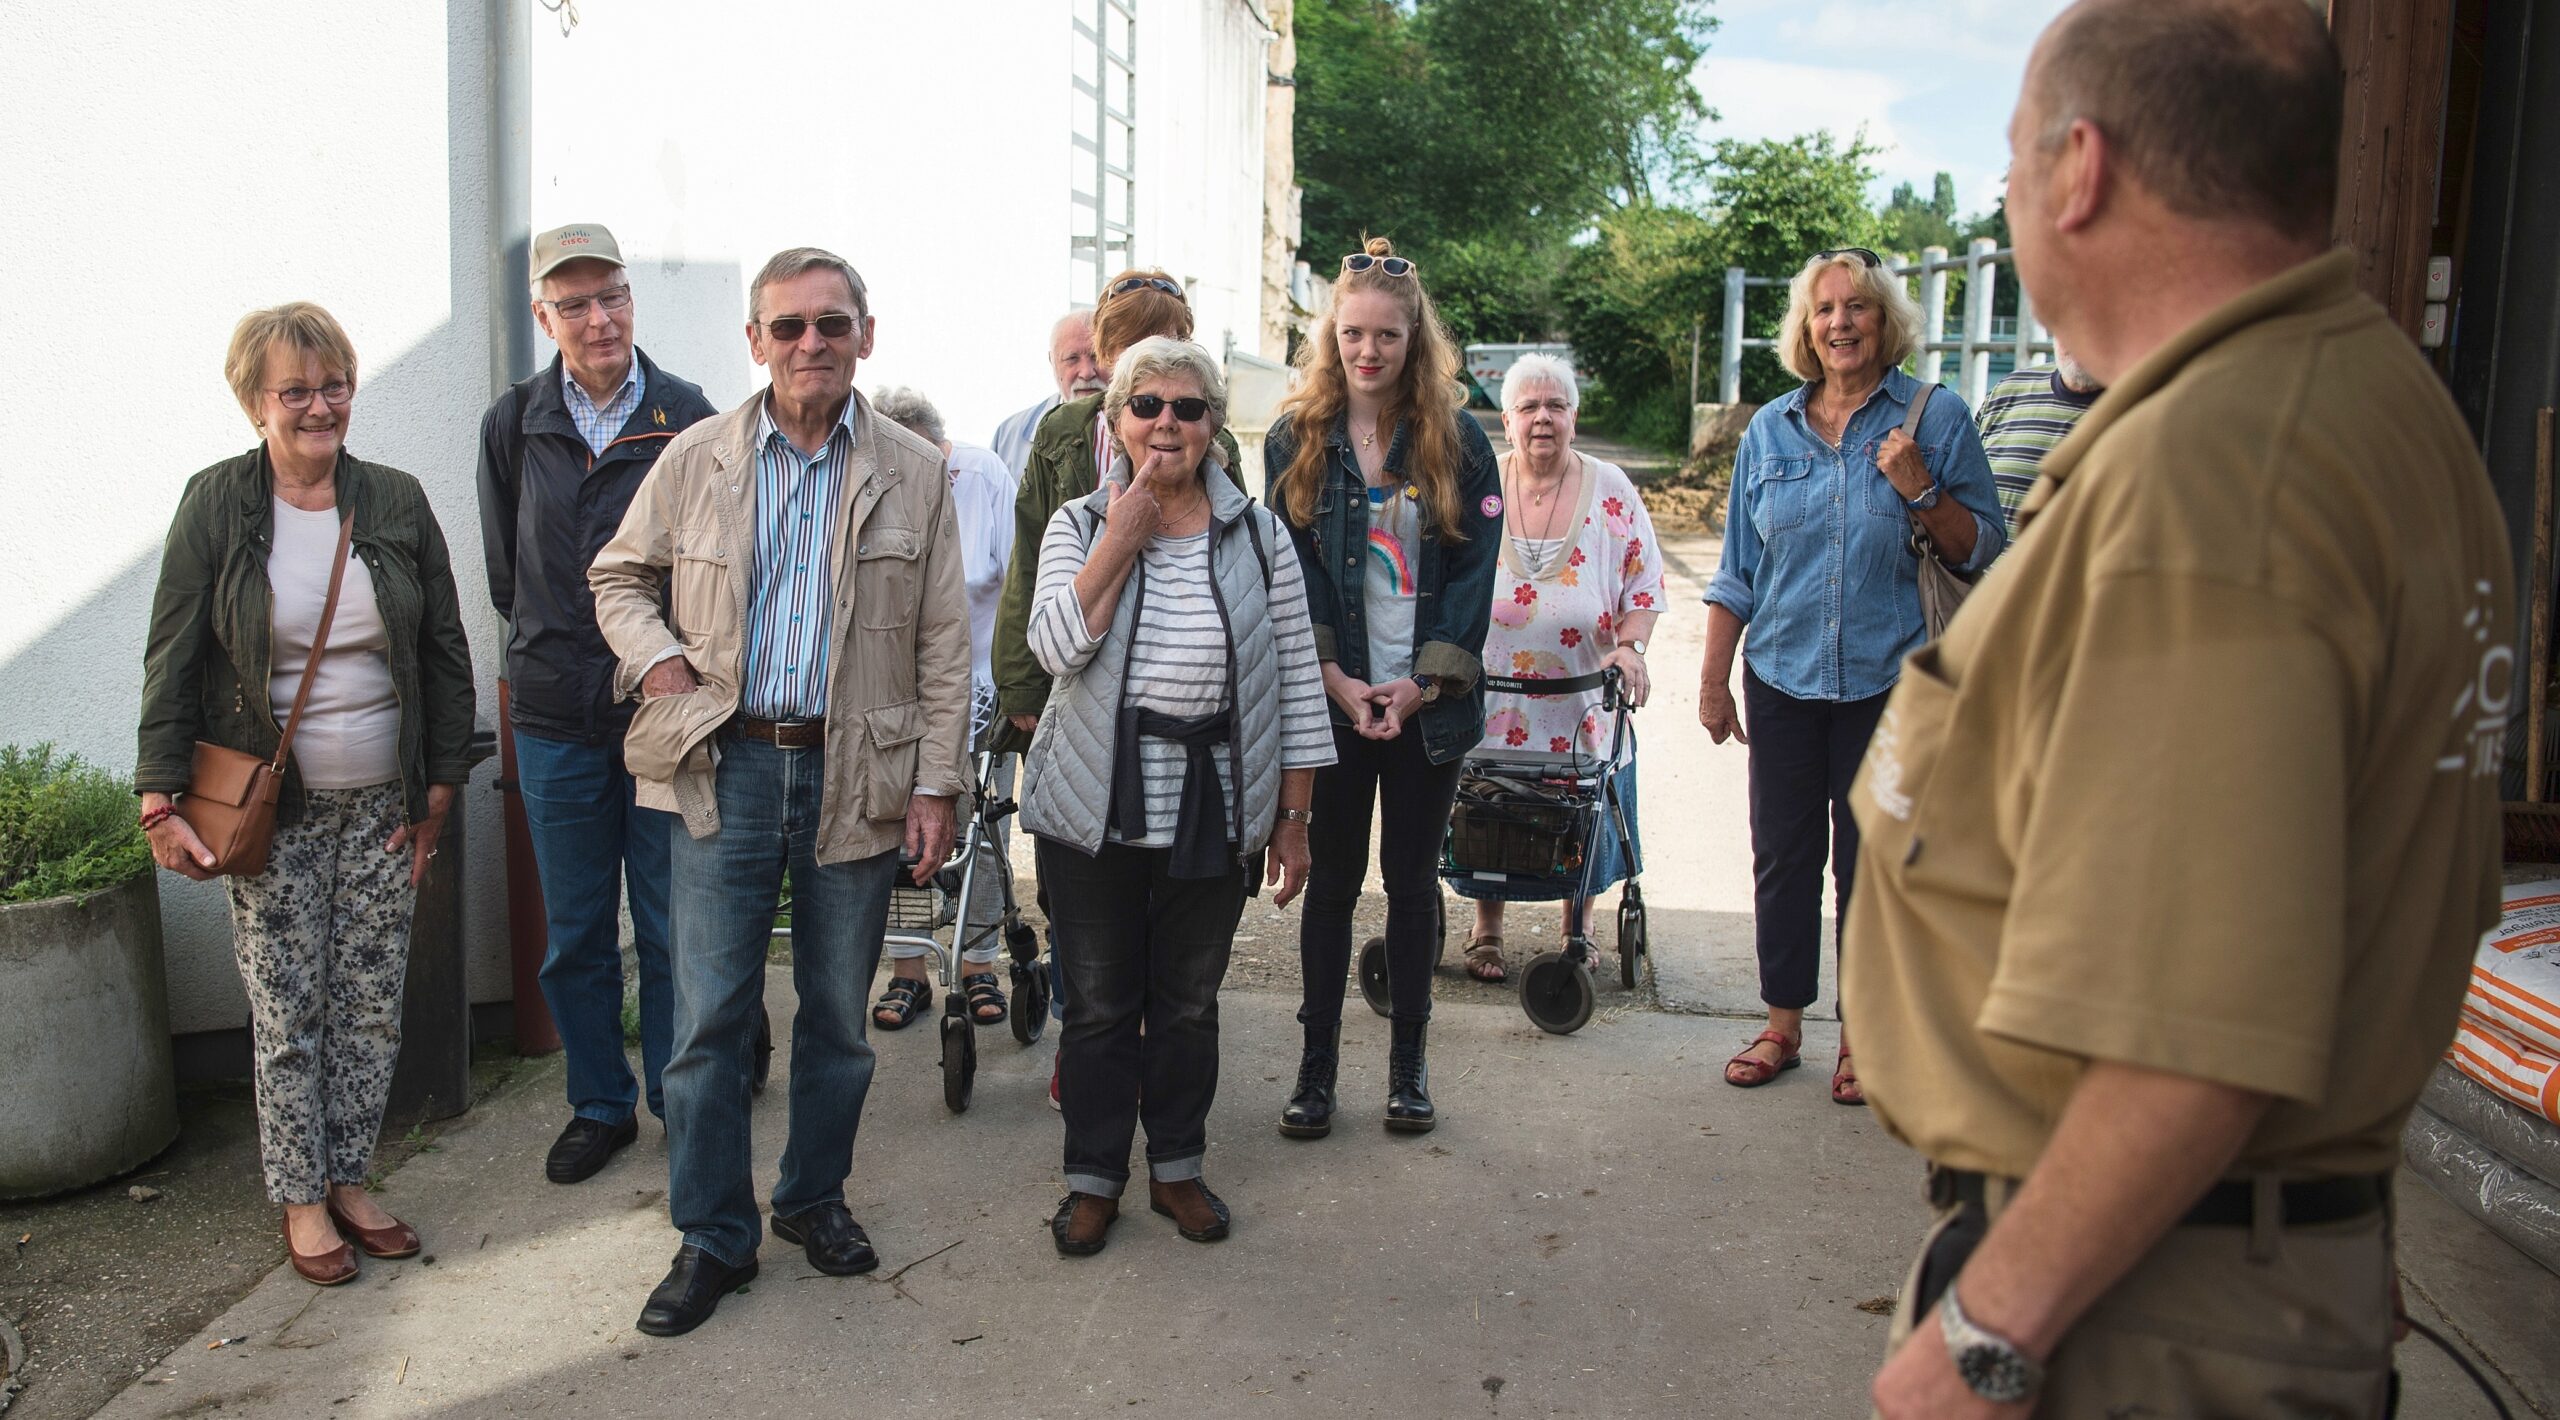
[635,1245,758,1337]
[1278,1024,1339,1139]
[547,1115,639,1184]
[770,1202,878,1276]
[1385,1019,1435,1133]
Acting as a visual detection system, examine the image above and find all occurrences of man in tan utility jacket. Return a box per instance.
[590,247,970,1339]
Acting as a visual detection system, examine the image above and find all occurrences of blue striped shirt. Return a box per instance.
[563,358,646,457]
[740,397,856,719]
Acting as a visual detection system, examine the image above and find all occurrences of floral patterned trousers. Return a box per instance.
[224,782,415,1205]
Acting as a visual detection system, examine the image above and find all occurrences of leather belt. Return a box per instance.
[1928,1167,2388,1229]
[725,715,826,749]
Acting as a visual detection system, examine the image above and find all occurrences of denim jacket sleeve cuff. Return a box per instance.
[1413,640,1482,691]
[1957,511,2002,574]
[1702,574,1756,624]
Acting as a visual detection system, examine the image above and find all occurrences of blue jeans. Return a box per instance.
[514,729,674,1125]
[664,736,898,1267]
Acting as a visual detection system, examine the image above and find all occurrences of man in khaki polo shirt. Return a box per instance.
[1855,1,2514,1414]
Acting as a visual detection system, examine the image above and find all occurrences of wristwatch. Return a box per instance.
[1904,481,1945,511]
[1939,1286,2042,1404]
[1278,807,1314,826]
[1411,674,1442,704]
[1627,639,1648,657]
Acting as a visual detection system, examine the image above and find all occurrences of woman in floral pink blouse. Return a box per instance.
[1454,354,1664,982]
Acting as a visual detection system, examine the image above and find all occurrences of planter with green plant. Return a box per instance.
[0,744,179,1199]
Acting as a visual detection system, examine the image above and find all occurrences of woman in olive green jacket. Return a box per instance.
[135,303,475,1287]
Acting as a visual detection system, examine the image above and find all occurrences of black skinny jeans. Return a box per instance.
[1037,837,1249,1199]
[1300,726,1466,1028]
[1743,665,1889,1015]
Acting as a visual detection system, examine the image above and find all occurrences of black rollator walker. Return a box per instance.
[768,692,1050,1110]
[1427,664,1649,1035]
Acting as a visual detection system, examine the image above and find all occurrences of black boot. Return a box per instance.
[1278,1023,1340,1138]
[1385,1019,1435,1133]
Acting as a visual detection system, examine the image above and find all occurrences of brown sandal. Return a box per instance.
[1463,936,1508,983]
[1830,1048,1866,1107]
[1723,1030,1802,1088]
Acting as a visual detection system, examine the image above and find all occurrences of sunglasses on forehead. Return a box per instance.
[1127,393,1210,423]
[759,313,860,341]
[1341,253,1417,278]
[1815,247,1886,269]
[1107,275,1185,299]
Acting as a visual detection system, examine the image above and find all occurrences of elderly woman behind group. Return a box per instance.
[136,302,476,1286]
[1020,337,1333,1256]
[1697,247,2003,1106]
[1453,354,1665,982]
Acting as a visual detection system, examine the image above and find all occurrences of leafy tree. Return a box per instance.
[1879,170,1961,255]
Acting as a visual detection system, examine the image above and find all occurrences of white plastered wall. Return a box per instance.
[0,4,507,1033]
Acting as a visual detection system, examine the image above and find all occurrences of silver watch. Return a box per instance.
[1939,1285,2042,1404]
[1627,638,1648,657]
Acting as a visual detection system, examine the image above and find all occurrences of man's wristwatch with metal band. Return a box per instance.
[1939,1285,2042,1403]
[1278,808,1314,826]
[1410,674,1442,704]
[1904,480,1945,511]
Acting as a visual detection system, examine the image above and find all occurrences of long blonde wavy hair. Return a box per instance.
[1273,237,1469,540]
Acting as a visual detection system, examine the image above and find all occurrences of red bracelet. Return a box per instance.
[139,805,176,830]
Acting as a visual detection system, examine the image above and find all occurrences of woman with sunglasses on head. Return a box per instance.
[1699,247,2002,1106]
[1265,237,1501,1139]
[135,303,476,1286]
[1022,338,1331,1254]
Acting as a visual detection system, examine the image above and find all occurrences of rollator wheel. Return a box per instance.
[941,998,977,1113]
[1520,951,1596,1036]
[1617,886,1649,991]
[1009,956,1049,1046]
[1358,935,1393,1019]
[751,1008,775,1094]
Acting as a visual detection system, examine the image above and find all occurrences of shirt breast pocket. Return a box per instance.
[1750,455,1816,537]
[668,528,730,641]
[855,524,923,629]
[1850,643,1960,879]
[1861,437,1948,519]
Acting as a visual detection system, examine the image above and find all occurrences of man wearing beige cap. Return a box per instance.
[475,223,716,1188]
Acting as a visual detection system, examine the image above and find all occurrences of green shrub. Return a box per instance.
[0,744,153,905]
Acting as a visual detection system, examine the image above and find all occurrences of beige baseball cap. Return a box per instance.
[531,223,626,281]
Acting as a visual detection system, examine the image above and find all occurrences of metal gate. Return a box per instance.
[1070,0,1138,302]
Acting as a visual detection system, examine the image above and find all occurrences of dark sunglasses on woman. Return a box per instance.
[1815,247,1886,269]
[1128,393,1210,423]
[1341,253,1417,278]
[1108,275,1185,299]
[760,313,859,341]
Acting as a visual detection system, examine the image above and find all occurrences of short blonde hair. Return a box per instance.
[1103,336,1229,437]
[1774,252,1923,384]
[225,302,359,427]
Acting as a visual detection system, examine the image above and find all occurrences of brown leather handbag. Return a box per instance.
[1900,383,1977,640]
[174,514,355,878]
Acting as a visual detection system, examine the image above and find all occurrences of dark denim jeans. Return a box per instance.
[664,736,897,1267]
[1742,665,1888,1015]
[1036,836,1248,1199]
[1300,726,1465,1027]
[514,729,674,1125]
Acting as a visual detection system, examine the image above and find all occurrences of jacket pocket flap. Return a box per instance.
[856,526,922,561]
[865,700,926,749]
[624,692,721,782]
[187,743,273,808]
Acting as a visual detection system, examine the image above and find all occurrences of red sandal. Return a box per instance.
[1723,1029,1802,1088]
[1831,1048,1866,1106]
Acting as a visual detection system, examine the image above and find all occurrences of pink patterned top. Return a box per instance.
[1479,453,1665,763]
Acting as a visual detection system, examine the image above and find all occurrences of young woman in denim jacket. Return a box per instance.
[1263,238,1501,1138]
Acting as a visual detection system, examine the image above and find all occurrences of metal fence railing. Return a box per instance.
[1718,238,2056,409]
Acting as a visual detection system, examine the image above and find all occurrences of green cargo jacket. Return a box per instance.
[989,393,1242,746]
[136,447,478,827]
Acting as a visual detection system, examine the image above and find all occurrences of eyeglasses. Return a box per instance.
[1106,275,1185,300]
[269,381,353,410]
[541,285,633,322]
[759,313,860,342]
[1814,247,1885,269]
[1126,393,1210,423]
[1341,254,1417,278]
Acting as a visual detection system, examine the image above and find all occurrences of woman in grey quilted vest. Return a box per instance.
[1019,338,1334,1257]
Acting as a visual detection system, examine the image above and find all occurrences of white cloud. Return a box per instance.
[1693,54,2003,212]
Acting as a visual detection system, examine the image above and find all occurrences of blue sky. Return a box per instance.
[1690,0,2070,217]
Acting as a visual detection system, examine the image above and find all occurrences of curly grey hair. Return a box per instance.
[1102,336,1228,437]
[870,385,946,445]
[1500,352,1580,411]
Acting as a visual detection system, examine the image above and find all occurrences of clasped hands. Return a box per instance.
[1324,665,1423,740]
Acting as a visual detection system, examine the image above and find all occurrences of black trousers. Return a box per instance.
[1301,726,1467,1027]
[1037,836,1249,1198]
[1743,665,1889,1015]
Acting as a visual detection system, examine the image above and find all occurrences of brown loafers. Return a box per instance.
[1051,1192,1119,1256]
[1148,1178,1232,1242]
[283,1216,358,1286]
[326,1199,421,1259]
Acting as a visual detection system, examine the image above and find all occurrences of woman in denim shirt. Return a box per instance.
[1698,248,2003,1106]
[1265,238,1502,1138]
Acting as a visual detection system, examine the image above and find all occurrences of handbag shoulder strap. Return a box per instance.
[1901,381,1935,438]
[271,512,356,773]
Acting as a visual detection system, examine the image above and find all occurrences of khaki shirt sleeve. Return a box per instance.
[1983,570,2351,1106]
[589,456,684,701]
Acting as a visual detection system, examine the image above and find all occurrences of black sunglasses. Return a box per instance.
[1127,393,1211,423]
[760,313,859,341]
[1814,247,1885,268]
[1342,253,1417,277]
[1107,275,1185,299]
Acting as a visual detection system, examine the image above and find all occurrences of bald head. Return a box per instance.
[2026,0,2340,241]
[1048,308,1105,400]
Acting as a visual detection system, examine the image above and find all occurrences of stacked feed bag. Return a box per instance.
[2404,880,2560,1276]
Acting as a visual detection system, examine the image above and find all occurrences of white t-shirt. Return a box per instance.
[267,498,400,790]
[945,441,1019,694]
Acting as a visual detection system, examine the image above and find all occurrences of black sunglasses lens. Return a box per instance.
[1129,394,1163,418]
[1172,398,1208,422]
[1128,395,1209,423]
[1817,247,1883,268]
[1382,257,1412,276]
[766,314,856,340]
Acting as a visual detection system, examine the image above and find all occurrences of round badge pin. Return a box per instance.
[1481,494,1504,518]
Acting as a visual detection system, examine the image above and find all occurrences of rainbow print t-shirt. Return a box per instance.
[1364,483,1420,682]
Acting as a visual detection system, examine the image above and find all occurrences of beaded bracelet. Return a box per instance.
[139,805,176,831]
